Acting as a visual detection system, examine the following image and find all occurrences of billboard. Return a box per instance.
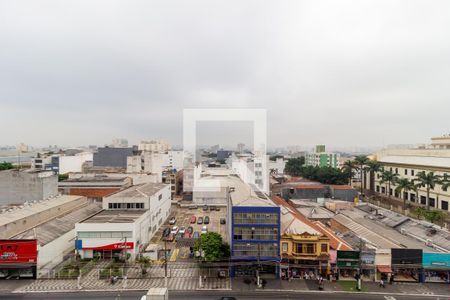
[81,242,134,250]
[0,239,38,265]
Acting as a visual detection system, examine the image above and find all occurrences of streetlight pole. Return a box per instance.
[164,238,168,287]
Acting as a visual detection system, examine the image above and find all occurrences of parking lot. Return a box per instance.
[151,204,228,262]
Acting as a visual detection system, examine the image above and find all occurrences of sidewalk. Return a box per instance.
[231,278,450,296]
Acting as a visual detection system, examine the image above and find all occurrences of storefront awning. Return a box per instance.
[377,265,392,273]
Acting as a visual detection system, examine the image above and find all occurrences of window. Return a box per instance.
[389,188,393,196]
[381,187,386,194]
[411,170,415,176]
[404,169,408,175]
[321,244,328,253]
[442,201,449,211]
[420,196,427,205]
[159,194,162,200]
[395,168,398,174]
[282,242,288,253]
[109,203,113,209]
[233,227,278,240]
[410,193,416,202]
[429,198,435,208]
[403,192,408,200]
[376,186,380,193]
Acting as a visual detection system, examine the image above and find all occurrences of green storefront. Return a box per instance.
[337,250,360,280]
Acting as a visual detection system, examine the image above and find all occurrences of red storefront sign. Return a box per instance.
[82,242,134,250]
[0,240,38,264]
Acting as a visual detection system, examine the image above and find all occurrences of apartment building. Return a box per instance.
[305,145,340,168]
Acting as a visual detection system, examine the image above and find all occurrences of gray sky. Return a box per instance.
[1,0,450,148]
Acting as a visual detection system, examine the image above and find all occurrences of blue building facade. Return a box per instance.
[230,205,280,277]
[421,252,450,283]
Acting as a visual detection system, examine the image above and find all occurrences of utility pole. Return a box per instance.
[164,238,168,287]
[257,243,261,287]
[357,238,364,291]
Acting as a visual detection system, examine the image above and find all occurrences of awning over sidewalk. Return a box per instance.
[377,265,392,273]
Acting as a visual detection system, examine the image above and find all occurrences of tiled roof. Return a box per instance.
[272,196,352,251]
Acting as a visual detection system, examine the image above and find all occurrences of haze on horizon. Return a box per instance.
[1,0,450,149]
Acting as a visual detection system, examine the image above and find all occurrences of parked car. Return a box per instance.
[190,215,197,224]
[193,231,200,239]
[202,205,208,211]
[169,217,177,225]
[204,216,210,224]
[166,233,175,242]
[201,225,208,234]
[171,226,179,234]
[175,232,183,241]
[189,205,198,210]
[209,206,216,211]
[197,217,203,224]
[220,297,236,300]
[163,227,171,237]
[183,231,191,239]
[187,226,194,234]
[215,207,221,211]
[179,226,186,234]
[220,218,226,225]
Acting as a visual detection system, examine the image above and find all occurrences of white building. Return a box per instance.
[59,152,93,174]
[368,145,450,212]
[111,138,128,148]
[138,140,171,152]
[161,150,184,171]
[127,152,163,182]
[75,183,171,260]
[230,154,269,193]
[268,157,286,175]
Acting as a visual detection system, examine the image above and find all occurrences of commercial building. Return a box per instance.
[0,170,58,207]
[225,175,280,277]
[31,152,93,174]
[367,137,450,212]
[162,169,183,198]
[58,174,133,201]
[421,252,450,283]
[93,146,137,168]
[0,195,100,278]
[75,182,171,260]
[305,145,340,168]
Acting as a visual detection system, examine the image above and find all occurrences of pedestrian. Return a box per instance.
[379,279,385,288]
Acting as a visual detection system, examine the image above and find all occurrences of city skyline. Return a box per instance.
[2,1,450,147]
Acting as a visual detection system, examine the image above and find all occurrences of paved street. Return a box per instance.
[1,290,447,300]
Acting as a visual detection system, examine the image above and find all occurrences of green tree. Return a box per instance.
[342,160,357,185]
[415,171,441,210]
[441,173,450,192]
[364,160,382,192]
[354,155,369,193]
[380,170,399,198]
[394,178,415,212]
[284,157,305,176]
[423,210,446,224]
[194,232,230,262]
[0,161,14,170]
[58,173,69,181]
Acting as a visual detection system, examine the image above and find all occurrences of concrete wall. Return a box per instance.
[59,153,93,174]
[0,170,58,206]
[38,229,75,276]
[93,147,134,168]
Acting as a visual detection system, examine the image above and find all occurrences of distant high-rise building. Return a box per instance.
[305,145,339,168]
[237,143,245,153]
[138,140,171,152]
[111,138,128,148]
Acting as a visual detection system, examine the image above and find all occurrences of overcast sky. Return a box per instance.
[1,0,450,149]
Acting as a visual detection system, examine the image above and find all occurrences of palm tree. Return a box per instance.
[441,173,450,192]
[342,160,356,186]
[354,155,369,194]
[364,160,382,192]
[415,171,441,210]
[394,178,415,212]
[380,170,399,198]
